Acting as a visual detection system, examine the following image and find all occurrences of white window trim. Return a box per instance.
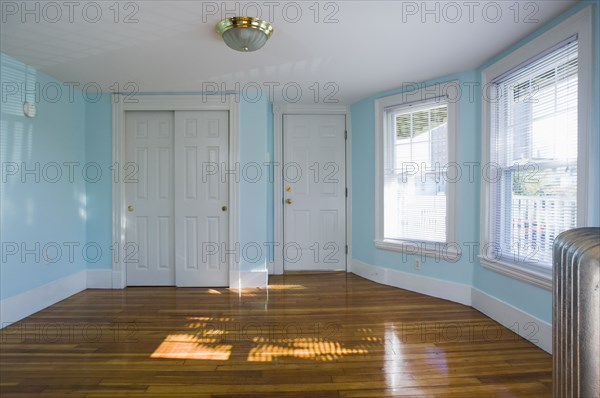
[480,6,593,290]
[375,82,459,258]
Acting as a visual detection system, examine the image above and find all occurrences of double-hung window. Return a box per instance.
[375,84,457,256]
[481,7,593,288]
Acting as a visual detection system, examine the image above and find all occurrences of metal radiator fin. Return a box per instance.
[553,227,600,398]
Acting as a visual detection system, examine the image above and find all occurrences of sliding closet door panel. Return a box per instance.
[174,111,229,286]
[125,111,175,285]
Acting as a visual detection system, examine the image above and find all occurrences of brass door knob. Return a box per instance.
[127,205,134,212]
[222,205,228,212]
[285,198,292,204]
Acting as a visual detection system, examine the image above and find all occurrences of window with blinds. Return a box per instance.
[490,37,578,268]
[383,101,449,243]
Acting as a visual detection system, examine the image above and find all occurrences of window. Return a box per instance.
[481,7,593,288]
[375,84,457,255]
[492,39,578,267]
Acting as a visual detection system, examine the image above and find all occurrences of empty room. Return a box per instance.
[0,0,598,397]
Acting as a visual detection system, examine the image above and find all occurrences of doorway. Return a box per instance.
[279,112,348,272]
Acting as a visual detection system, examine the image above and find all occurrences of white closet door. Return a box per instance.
[283,114,346,271]
[174,111,229,287]
[125,111,175,285]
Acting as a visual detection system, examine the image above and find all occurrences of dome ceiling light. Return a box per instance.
[216,16,274,52]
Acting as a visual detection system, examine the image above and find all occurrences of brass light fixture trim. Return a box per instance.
[216,16,274,52]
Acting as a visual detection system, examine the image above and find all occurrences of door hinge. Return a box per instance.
[345,187,348,197]
[344,130,347,140]
[345,245,348,254]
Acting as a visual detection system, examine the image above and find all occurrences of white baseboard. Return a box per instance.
[111,270,126,288]
[0,267,269,328]
[0,270,87,328]
[471,288,552,353]
[350,259,472,305]
[350,259,552,354]
[229,270,268,289]
[86,268,113,288]
[110,269,269,289]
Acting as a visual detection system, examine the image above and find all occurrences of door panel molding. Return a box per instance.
[112,95,240,288]
[273,104,352,275]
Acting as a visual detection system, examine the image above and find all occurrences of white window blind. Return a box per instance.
[490,37,578,268]
[384,101,449,243]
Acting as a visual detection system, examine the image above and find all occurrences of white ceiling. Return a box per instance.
[0,0,577,104]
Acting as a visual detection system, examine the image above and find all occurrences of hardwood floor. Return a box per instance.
[0,273,552,397]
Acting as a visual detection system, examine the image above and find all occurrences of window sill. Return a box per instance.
[479,256,552,290]
[374,239,460,261]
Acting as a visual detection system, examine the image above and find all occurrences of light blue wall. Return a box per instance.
[85,97,112,269]
[0,53,87,299]
[350,2,599,324]
[1,3,596,320]
[1,56,274,294]
[472,2,600,324]
[351,70,480,286]
[82,94,273,272]
[239,97,270,271]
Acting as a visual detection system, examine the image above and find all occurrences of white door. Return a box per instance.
[125,111,175,285]
[283,114,346,271]
[174,111,229,286]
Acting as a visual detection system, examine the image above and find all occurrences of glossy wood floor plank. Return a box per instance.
[0,273,552,397]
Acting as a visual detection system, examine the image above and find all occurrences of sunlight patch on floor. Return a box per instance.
[265,284,307,290]
[151,334,232,360]
[151,317,370,362]
[247,337,368,362]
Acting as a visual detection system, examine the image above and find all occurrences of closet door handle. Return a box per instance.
[222,205,228,212]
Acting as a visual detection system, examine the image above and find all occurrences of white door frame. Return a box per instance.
[112,95,240,288]
[273,104,352,275]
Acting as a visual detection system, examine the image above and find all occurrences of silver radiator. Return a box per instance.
[553,227,600,398]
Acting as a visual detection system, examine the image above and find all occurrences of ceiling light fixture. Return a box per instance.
[216,16,274,52]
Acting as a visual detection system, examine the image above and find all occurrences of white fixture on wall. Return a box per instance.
[23,101,36,118]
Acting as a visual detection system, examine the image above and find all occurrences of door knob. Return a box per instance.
[127,205,134,212]
[285,198,292,204]
[222,205,228,212]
